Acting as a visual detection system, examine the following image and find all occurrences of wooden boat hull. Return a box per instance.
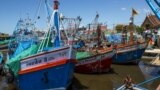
[75,50,114,73]
[18,46,76,90]
[113,42,147,64]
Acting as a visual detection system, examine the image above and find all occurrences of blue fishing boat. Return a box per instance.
[9,18,39,58]
[112,10,147,64]
[139,55,160,78]
[0,33,13,50]
[113,42,147,64]
[106,33,147,64]
[5,0,76,90]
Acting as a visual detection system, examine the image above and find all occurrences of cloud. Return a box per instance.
[121,7,127,11]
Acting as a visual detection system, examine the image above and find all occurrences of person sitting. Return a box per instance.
[124,75,134,90]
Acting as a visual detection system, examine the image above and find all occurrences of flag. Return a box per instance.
[132,8,138,16]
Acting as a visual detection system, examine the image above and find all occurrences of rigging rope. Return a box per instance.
[135,75,160,86]
[34,0,43,23]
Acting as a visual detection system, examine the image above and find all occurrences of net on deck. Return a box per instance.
[5,44,39,76]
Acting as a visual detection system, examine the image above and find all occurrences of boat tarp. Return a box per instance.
[76,52,92,60]
[5,44,39,76]
[0,39,13,45]
[74,40,85,49]
[0,52,3,64]
[106,33,122,44]
[11,40,34,58]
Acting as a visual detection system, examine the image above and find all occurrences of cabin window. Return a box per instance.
[44,57,47,62]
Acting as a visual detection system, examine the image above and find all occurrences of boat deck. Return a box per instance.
[142,49,160,60]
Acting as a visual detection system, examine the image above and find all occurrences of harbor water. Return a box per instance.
[72,62,160,90]
[0,59,159,90]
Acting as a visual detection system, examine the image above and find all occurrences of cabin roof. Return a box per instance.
[141,14,160,28]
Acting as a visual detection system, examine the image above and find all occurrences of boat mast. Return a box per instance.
[53,0,61,47]
[97,24,101,47]
[45,0,53,23]
[129,9,135,43]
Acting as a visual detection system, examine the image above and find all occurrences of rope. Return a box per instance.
[37,4,55,52]
[34,0,43,22]
[29,39,34,56]
[46,28,51,47]
[37,30,48,52]
[60,20,69,44]
[40,29,50,51]
[45,0,53,22]
[135,75,160,86]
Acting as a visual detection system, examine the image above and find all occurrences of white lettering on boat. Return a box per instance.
[21,48,70,70]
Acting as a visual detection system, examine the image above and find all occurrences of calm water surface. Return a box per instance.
[0,60,159,90]
[72,61,160,90]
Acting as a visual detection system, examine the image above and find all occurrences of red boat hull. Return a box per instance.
[75,51,114,73]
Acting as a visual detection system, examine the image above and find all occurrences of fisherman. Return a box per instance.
[147,37,154,50]
[124,74,134,90]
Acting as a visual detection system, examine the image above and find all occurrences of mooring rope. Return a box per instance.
[135,75,160,87]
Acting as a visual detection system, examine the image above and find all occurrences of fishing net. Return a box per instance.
[5,44,39,76]
[76,52,92,60]
[12,41,35,58]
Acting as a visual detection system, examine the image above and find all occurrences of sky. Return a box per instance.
[0,0,154,34]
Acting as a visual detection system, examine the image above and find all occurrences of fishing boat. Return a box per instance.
[139,61,160,78]
[75,22,114,73]
[0,33,12,50]
[112,12,147,64]
[116,75,148,90]
[9,16,41,55]
[7,19,39,60]
[141,51,158,60]
[116,84,148,90]
[5,0,76,90]
[113,40,147,64]
[138,50,160,89]
[139,54,160,78]
[75,46,114,73]
[117,73,160,90]
[0,44,8,50]
[117,74,160,90]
